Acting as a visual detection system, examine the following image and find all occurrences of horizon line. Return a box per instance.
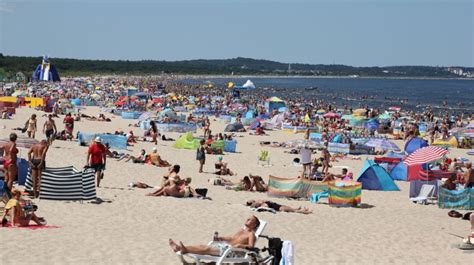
[2,53,472,69]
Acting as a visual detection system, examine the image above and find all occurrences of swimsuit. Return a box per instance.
[265,201,282,211]
[210,242,231,256]
[31,159,45,170]
[45,128,54,138]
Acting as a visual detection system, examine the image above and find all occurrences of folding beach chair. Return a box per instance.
[410,184,435,205]
[176,220,267,265]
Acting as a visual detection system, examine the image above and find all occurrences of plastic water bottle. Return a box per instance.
[213,231,219,241]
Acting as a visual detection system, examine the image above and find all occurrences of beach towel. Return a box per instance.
[280,241,294,265]
[252,207,277,214]
[1,224,59,230]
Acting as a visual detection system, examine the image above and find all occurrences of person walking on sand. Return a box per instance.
[26,114,38,138]
[197,139,206,173]
[87,137,107,187]
[28,140,49,198]
[43,114,57,145]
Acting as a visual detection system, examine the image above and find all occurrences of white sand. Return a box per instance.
[0,107,472,264]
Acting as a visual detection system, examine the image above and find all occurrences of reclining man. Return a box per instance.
[169,215,260,256]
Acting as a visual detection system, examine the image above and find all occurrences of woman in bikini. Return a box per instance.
[26,114,37,138]
[149,121,159,145]
[1,133,18,190]
[246,199,312,214]
[2,189,46,227]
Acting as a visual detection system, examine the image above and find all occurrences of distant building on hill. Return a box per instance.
[447,67,464,76]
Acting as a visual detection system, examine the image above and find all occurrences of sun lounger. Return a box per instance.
[176,220,267,265]
[410,184,435,205]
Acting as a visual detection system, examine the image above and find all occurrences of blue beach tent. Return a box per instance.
[390,161,408,181]
[357,160,400,191]
[404,137,428,155]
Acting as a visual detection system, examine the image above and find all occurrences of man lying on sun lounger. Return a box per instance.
[246,199,313,214]
[169,215,260,256]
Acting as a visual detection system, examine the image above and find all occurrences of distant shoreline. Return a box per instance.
[173,75,474,81]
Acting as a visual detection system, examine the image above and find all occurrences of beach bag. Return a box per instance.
[196,147,205,161]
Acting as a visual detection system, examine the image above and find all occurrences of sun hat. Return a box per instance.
[94,136,102,143]
[152,147,157,152]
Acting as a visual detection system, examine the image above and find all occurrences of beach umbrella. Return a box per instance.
[91,94,100,100]
[316,109,326,114]
[323,112,341,119]
[12,91,27,97]
[389,106,401,111]
[341,114,353,120]
[0,137,38,149]
[71,98,81,106]
[364,120,380,131]
[364,139,401,152]
[285,139,323,149]
[138,112,153,121]
[353,108,367,116]
[404,146,449,166]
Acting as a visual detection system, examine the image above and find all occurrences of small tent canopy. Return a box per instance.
[242,80,256,89]
[390,161,408,181]
[404,137,428,155]
[173,132,200,149]
[265,97,286,112]
[357,160,400,191]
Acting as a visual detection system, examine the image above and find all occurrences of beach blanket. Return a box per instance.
[438,187,474,210]
[267,175,328,198]
[328,181,362,207]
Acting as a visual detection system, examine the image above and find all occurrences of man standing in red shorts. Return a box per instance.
[87,137,106,187]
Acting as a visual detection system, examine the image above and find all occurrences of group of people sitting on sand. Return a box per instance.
[209,174,268,192]
[117,147,171,167]
[131,165,206,198]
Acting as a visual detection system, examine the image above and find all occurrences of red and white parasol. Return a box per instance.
[404,146,449,166]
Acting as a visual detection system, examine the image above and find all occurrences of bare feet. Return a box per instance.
[169,239,181,252]
[179,241,187,254]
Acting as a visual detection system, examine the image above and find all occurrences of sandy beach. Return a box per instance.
[0,106,472,264]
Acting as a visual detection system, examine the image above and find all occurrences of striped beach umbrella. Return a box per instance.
[404,146,449,166]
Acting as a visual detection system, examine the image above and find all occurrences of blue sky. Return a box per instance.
[0,0,472,66]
